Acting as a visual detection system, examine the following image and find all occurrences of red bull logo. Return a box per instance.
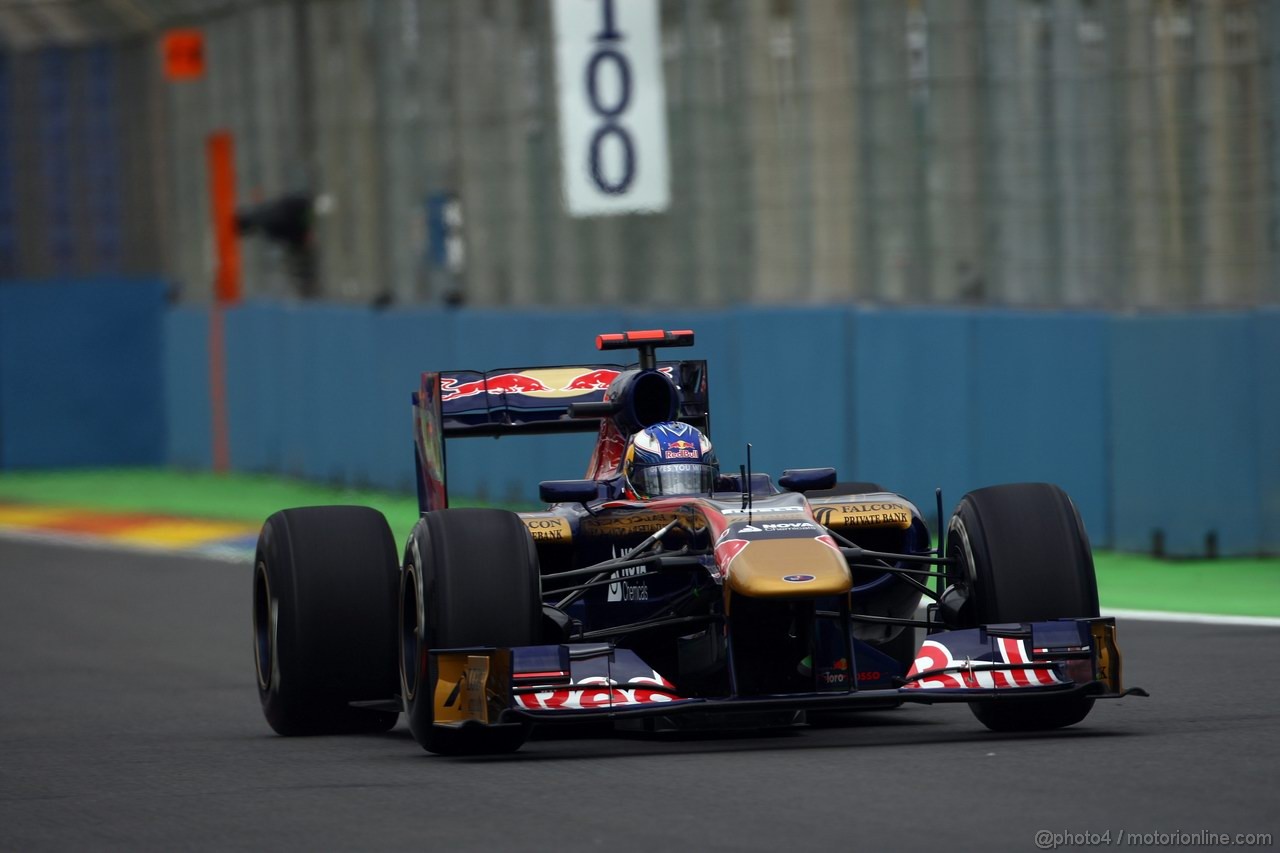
[440,372,554,401]
[664,439,698,460]
[561,368,621,391]
[440,366,676,402]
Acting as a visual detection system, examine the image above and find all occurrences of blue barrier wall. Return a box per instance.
[970,312,1111,545]
[0,279,165,468]
[163,304,210,470]
[160,300,1280,553]
[1110,314,1262,555]
[1,283,1269,554]
[845,309,1111,541]
[1260,309,1280,554]
[851,308,976,527]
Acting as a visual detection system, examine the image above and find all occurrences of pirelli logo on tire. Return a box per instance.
[522,515,573,544]
[813,502,913,531]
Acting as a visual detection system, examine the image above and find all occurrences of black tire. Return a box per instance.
[945,483,1098,732]
[254,506,400,736]
[806,481,884,499]
[401,508,541,755]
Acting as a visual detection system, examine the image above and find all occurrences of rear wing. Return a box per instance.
[412,360,709,511]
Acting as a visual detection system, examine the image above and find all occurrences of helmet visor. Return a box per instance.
[633,462,716,498]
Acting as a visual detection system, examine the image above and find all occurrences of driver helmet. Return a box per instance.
[622,422,718,499]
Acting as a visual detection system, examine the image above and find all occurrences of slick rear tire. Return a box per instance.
[401,509,541,755]
[254,506,400,736]
[946,483,1099,732]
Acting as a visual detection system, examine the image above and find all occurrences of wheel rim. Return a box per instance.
[400,563,422,701]
[943,514,979,626]
[252,561,275,691]
[946,516,975,587]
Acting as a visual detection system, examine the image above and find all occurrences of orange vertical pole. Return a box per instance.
[206,131,239,473]
[207,131,241,304]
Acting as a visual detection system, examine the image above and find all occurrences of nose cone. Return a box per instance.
[725,537,852,598]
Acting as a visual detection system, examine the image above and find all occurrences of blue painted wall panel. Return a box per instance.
[851,309,973,520]
[280,303,373,486]
[970,312,1110,542]
[162,304,210,470]
[6,291,1267,554]
[149,301,1277,554]
[724,306,855,485]
[275,306,313,481]
[1256,308,1280,553]
[1109,314,1260,555]
[223,303,276,474]
[305,306,378,486]
[0,279,165,469]
[373,307,460,494]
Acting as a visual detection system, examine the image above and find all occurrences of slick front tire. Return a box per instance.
[254,506,400,736]
[969,690,1096,733]
[401,508,541,755]
[945,483,1099,732]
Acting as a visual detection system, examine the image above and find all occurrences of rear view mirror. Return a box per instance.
[539,479,600,504]
[778,467,837,492]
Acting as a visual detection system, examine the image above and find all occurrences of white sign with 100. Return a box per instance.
[553,0,670,217]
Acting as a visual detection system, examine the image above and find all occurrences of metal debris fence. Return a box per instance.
[2,0,1279,309]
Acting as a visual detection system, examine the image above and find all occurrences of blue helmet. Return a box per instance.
[622,422,718,499]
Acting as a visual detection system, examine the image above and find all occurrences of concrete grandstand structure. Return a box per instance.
[2,0,1279,308]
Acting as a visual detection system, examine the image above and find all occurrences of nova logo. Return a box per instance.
[607,546,649,602]
[607,566,649,601]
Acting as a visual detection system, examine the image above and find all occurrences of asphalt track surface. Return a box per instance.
[2,538,1277,852]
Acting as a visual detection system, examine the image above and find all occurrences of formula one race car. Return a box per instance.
[252,329,1144,754]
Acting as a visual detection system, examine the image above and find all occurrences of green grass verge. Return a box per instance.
[1093,551,1280,618]
[1,468,1276,616]
[0,468,508,545]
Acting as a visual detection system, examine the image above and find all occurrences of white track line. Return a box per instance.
[1102,607,1280,629]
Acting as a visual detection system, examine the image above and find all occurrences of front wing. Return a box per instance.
[422,617,1144,730]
